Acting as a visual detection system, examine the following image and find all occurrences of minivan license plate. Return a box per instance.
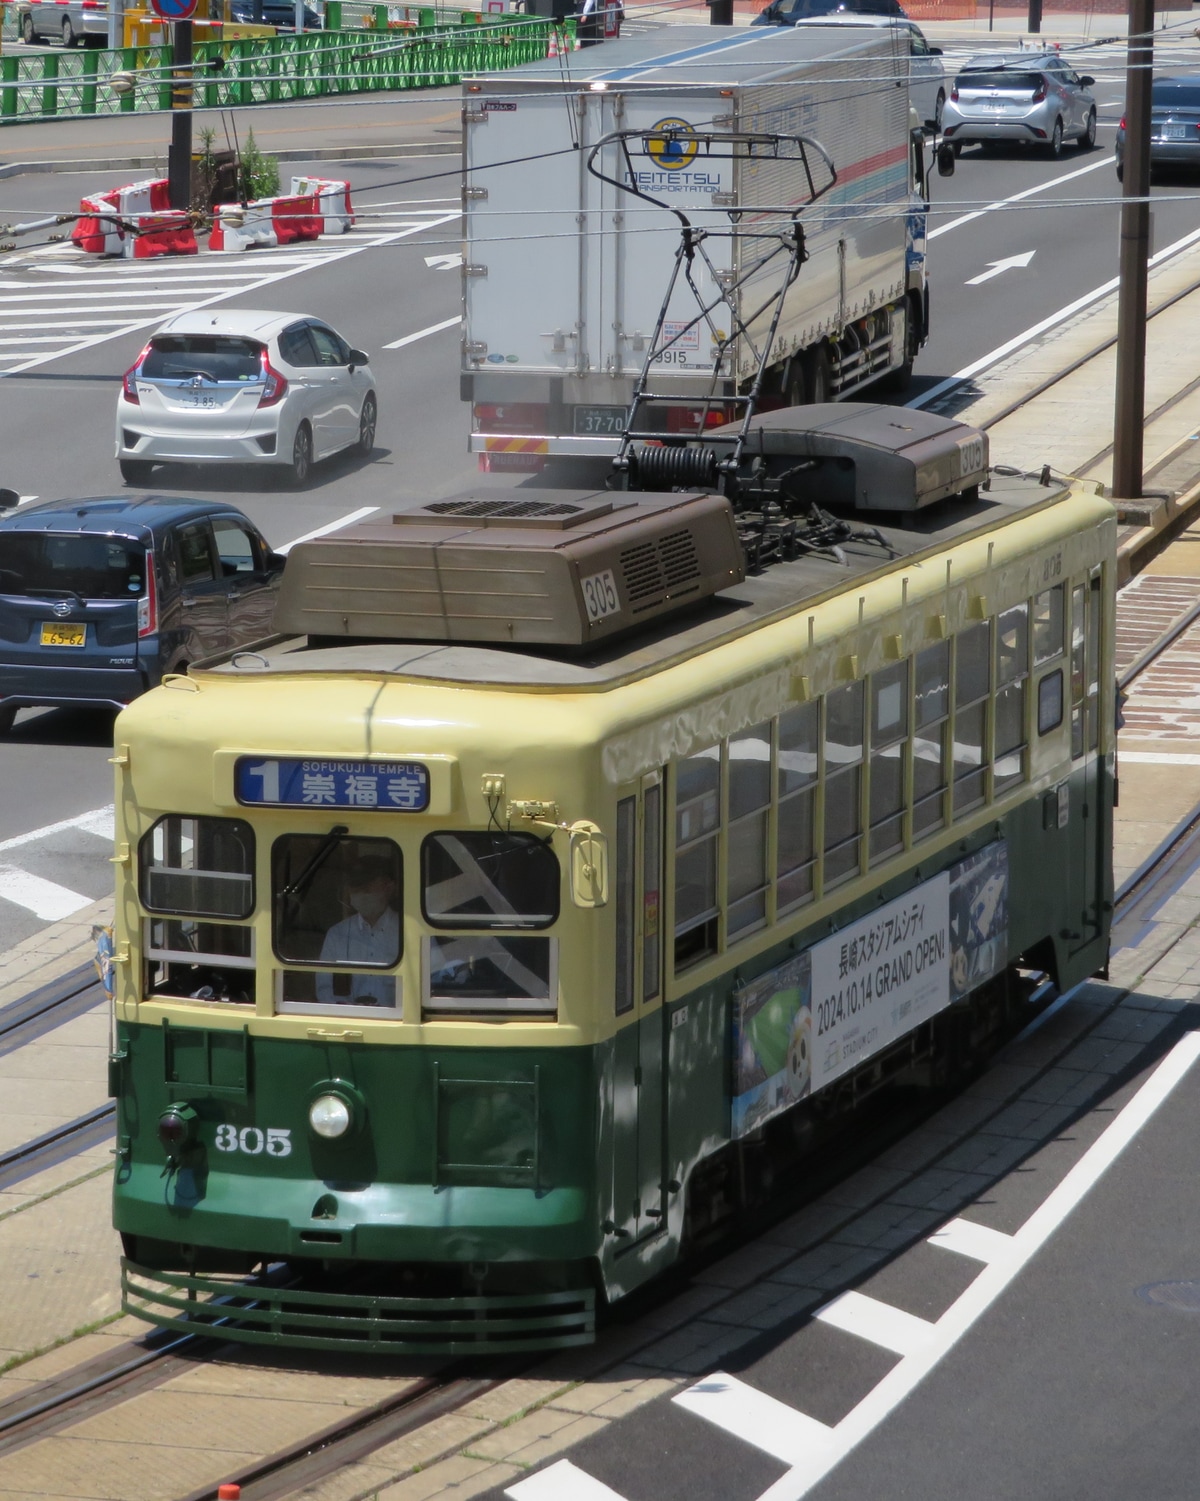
[40,623,86,647]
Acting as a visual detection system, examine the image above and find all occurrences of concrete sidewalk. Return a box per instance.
[0,88,462,178]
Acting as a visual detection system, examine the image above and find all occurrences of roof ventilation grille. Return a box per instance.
[621,541,666,608]
[659,528,702,594]
[427,498,584,520]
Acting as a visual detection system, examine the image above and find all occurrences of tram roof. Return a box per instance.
[206,470,1087,691]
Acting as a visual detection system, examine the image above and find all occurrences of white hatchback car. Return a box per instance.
[115,310,377,489]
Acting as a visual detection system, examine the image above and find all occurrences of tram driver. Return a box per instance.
[317,857,398,1008]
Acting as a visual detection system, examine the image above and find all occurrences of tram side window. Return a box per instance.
[777,700,818,914]
[869,662,908,861]
[272,834,401,1016]
[913,642,950,842]
[1070,583,1086,758]
[615,799,635,1016]
[824,682,864,888]
[1087,575,1102,753]
[674,745,721,970]
[727,722,771,939]
[1033,585,1064,665]
[994,603,1029,794]
[953,621,991,813]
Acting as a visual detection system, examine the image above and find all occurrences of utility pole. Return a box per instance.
[1112,0,1154,499]
[166,15,195,211]
[1027,0,1041,33]
[710,0,733,23]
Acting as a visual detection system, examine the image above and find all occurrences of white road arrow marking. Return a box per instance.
[965,250,1036,285]
[424,252,463,271]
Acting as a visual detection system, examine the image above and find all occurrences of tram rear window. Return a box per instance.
[421,832,559,929]
[139,816,254,919]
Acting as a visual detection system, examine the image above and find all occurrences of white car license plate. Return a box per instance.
[181,394,218,408]
[1161,122,1190,140]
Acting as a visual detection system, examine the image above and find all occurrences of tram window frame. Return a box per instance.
[420,831,559,931]
[1038,668,1064,735]
[643,782,663,1004]
[994,602,1030,795]
[1087,573,1102,753]
[823,681,865,889]
[777,699,819,915]
[953,621,992,814]
[144,918,255,1006]
[913,640,950,843]
[1033,584,1065,666]
[1070,583,1086,758]
[615,797,636,1016]
[271,833,402,1018]
[727,721,771,939]
[423,934,557,1019]
[674,744,722,971]
[868,661,908,862]
[139,815,255,921]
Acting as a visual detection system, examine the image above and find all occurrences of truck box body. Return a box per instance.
[461,26,925,466]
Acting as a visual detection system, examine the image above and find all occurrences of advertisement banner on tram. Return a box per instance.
[731,842,1009,1138]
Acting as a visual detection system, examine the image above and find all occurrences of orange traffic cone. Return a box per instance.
[218,1488,241,1500]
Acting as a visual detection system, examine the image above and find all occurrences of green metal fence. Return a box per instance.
[0,17,572,122]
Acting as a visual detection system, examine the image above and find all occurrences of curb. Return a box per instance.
[1114,473,1200,586]
[0,138,458,181]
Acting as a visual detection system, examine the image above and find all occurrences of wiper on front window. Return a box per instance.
[281,824,349,902]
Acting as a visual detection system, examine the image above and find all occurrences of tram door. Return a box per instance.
[1069,573,1105,955]
[612,779,665,1243]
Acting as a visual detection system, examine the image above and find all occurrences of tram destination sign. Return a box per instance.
[235,757,430,812]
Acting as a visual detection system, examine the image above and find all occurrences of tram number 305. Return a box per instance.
[214,1125,293,1157]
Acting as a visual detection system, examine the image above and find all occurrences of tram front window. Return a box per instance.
[421,832,559,928]
[272,834,401,1016]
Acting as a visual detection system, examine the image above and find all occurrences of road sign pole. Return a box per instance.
[1112,0,1154,500]
[167,18,194,212]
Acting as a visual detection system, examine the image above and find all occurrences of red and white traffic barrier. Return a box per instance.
[270,192,322,245]
[72,177,196,259]
[290,176,354,235]
[209,201,278,253]
[71,189,124,256]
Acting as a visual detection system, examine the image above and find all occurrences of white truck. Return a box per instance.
[461,24,930,470]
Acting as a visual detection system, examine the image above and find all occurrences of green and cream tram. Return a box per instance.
[108,412,1115,1351]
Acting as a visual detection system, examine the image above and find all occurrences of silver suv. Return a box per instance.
[941,53,1097,158]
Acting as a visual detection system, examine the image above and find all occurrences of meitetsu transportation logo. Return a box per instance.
[644,117,700,170]
[631,118,722,196]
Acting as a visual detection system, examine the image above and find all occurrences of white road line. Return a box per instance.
[1118,751,1200,765]
[0,867,92,920]
[928,1217,1016,1264]
[0,211,461,378]
[505,1459,631,1501]
[673,1373,833,1466]
[814,1290,935,1356]
[910,222,1200,411]
[0,804,114,855]
[383,314,462,350]
[278,506,380,555]
[929,155,1112,241]
[752,1029,1200,1501]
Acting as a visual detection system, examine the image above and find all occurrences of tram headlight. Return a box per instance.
[309,1093,352,1140]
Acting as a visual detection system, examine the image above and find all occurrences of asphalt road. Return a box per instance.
[1,63,1198,951]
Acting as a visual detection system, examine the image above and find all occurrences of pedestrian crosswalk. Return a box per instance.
[0,803,115,952]
[0,202,460,375]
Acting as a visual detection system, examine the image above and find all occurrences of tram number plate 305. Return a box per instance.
[581,569,620,623]
[215,1124,292,1157]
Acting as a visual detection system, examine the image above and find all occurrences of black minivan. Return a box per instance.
[0,493,284,732]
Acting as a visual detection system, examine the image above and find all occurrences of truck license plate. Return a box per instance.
[573,406,627,436]
[40,623,86,647]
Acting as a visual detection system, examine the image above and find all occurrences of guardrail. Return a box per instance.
[0,16,570,122]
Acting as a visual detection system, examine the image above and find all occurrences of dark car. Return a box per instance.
[229,0,323,27]
[0,494,284,732]
[754,0,906,25]
[1115,75,1200,181]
